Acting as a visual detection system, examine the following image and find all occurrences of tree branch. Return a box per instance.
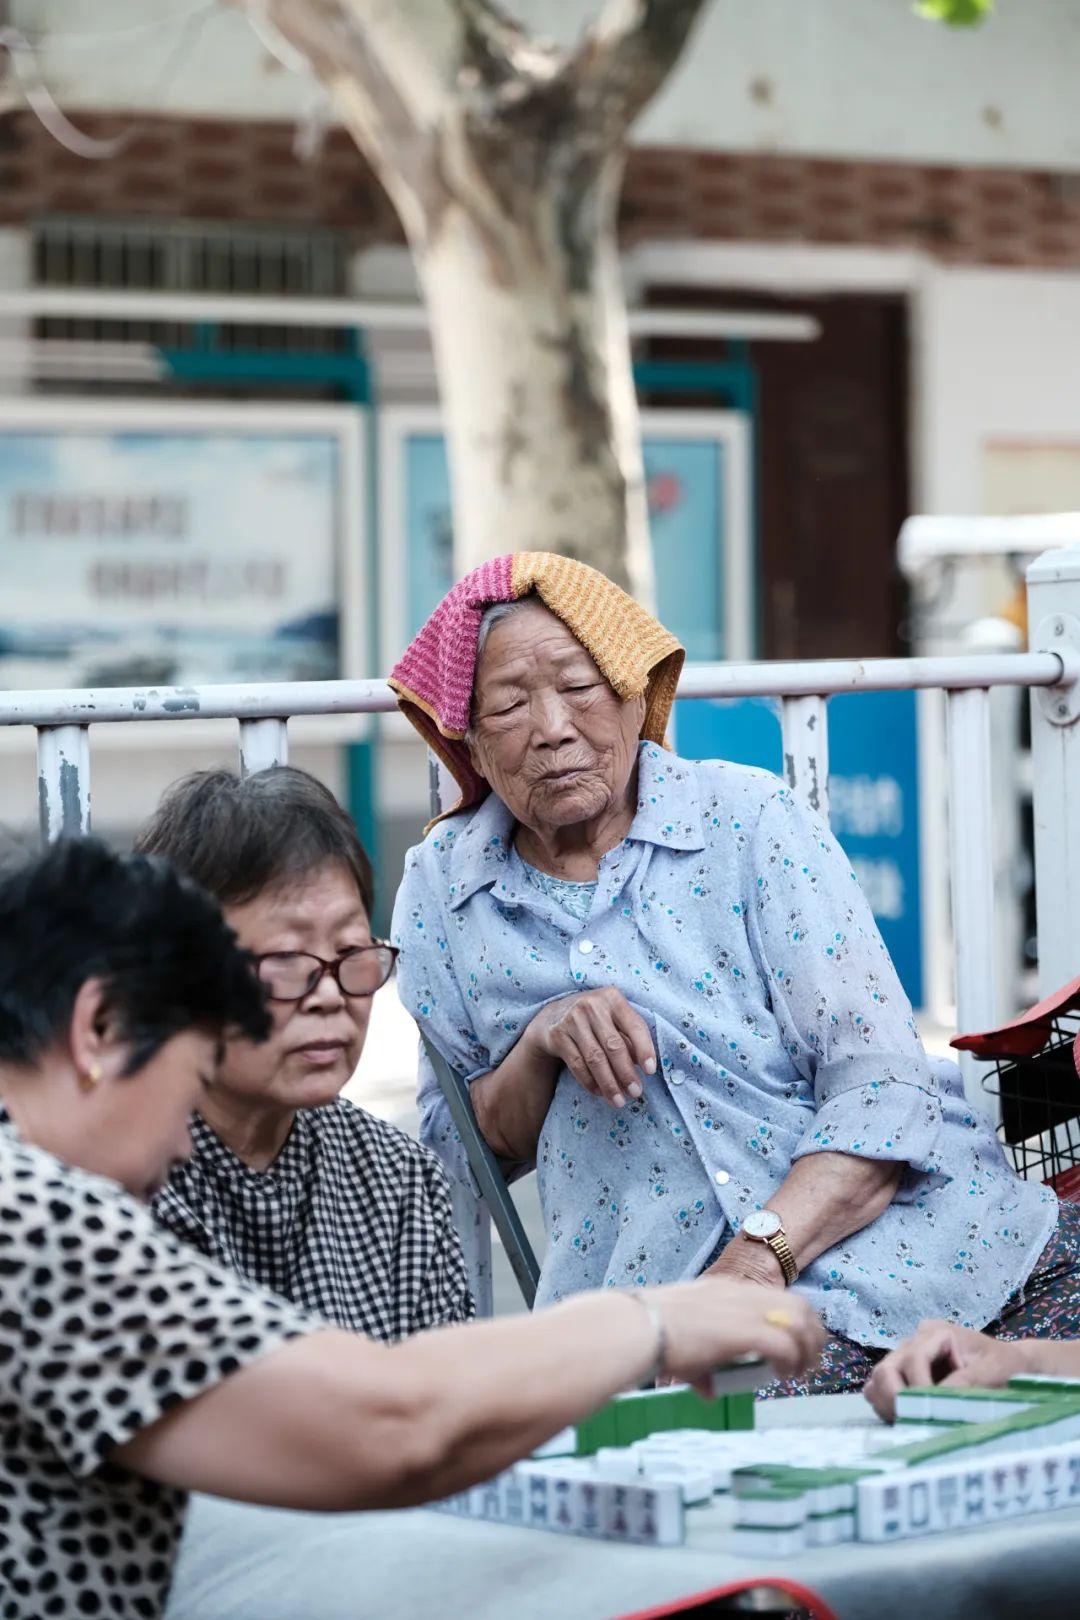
[457,0,563,89]
[564,0,712,145]
[247,0,464,126]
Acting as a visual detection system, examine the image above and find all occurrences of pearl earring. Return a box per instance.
[85,1064,102,1086]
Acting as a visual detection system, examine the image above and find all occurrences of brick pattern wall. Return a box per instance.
[1,111,1078,269]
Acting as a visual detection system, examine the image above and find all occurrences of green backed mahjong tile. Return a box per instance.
[736,1485,809,1501]
[876,1401,1080,1468]
[619,1386,729,1442]
[1007,1376,1080,1402]
[574,1405,619,1456]
[732,1465,879,1497]
[727,1392,754,1430]
[925,1388,1036,1415]
[613,1399,650,1447]
[576,1383,747,1456]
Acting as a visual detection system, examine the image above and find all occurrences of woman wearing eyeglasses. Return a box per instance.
[137,765,473,1342]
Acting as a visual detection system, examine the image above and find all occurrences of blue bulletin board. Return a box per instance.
[379,407,923,1008]
[676,695,924,1009]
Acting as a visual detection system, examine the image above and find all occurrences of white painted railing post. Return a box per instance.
[1027,546,1080,997]
[946,689,997,1104]
[781,695,829,819]
[37,725,91,841]
[238,718,289,775]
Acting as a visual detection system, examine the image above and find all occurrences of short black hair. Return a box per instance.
[134,766,374,914]
[0,837,270,1074]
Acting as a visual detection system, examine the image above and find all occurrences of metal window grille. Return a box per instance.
[30,215,352,392]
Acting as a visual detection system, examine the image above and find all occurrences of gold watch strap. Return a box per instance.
[766,1229,799,1287]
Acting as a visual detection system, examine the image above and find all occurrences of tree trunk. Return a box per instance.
[412,148,650,594]
[247,0,711,603]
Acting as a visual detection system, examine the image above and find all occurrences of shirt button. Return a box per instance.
[714,1170,730,1186]
[669,1070,684,1086]
[578,939,594,954]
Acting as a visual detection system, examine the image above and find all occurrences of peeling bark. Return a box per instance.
[245,0,711,601]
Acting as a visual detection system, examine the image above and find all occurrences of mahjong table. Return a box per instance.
[165,1393,1080,1620]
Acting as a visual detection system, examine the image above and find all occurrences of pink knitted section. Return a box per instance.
[389,554,516,736]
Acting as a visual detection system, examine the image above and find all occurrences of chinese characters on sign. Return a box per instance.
[0,424,344,689]
[831,775,907,923]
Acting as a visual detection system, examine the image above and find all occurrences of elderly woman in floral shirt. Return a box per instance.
[391,552,1080,1393]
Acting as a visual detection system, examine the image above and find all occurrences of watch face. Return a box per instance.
[743,1209,782,1240]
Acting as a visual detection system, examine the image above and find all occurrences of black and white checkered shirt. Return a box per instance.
[153,1100,473,1342]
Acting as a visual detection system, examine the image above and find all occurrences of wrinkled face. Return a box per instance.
[467,600,646,834]
[219,860,373,1114]
[79,1029,218,1203]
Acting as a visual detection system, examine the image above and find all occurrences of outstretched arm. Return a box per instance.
[116,1277,823,1511]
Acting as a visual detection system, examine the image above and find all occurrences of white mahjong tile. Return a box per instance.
[806,1513,851,1548]
[601,1482,684,1547]
[729,1525,807,1558]
[734,1494,807,1530]
[524,1471,553,1529]
[1005,1453,1040,1517]
[856,1475,905,1542]
[1035,1450,1067,1512]
[533,1427,577,1458]
[960,1466,989,1527]
[578,1477,604,1538]
[500,1470,527,1526]
[640,1463,715,1504]
[931,1469,964,1531]
[894,1391,930,1423]
[549,1476,581,1534]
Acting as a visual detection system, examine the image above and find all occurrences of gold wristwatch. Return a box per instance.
[741,1209,798,1286]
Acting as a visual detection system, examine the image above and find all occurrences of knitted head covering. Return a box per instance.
[389,552,684,820]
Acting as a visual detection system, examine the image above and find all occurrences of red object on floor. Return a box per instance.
[611,1576,840,1620]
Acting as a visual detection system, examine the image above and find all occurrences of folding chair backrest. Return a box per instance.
[420,1032,541,1310]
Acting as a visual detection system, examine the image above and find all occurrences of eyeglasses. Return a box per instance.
[255,944,399,1004]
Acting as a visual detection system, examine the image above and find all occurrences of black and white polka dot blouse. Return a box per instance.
[0,1111,317,1620]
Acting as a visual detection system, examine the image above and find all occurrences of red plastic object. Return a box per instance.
[951,972,1080,1061]
[611,1576,840,1620]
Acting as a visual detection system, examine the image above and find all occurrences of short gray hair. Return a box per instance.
[475,600,529,661]
[467,600,532,742]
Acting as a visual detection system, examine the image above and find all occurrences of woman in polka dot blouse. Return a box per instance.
[0,837,821,1620]
[392,577,1080,1395]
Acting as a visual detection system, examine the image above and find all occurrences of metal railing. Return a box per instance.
[15,645,1073,1054]
[7,549,1080,1310]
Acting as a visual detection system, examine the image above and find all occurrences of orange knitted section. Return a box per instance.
[508,553,684,751]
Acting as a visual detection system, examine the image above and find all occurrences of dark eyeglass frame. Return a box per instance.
[255,944,399,1004]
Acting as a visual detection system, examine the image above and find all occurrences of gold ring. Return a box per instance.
[765,1308,792,1328]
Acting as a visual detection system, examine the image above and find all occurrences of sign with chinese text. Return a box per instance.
[0,404,362,690]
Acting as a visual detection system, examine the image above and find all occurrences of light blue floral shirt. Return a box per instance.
[393,743,1056,1346]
